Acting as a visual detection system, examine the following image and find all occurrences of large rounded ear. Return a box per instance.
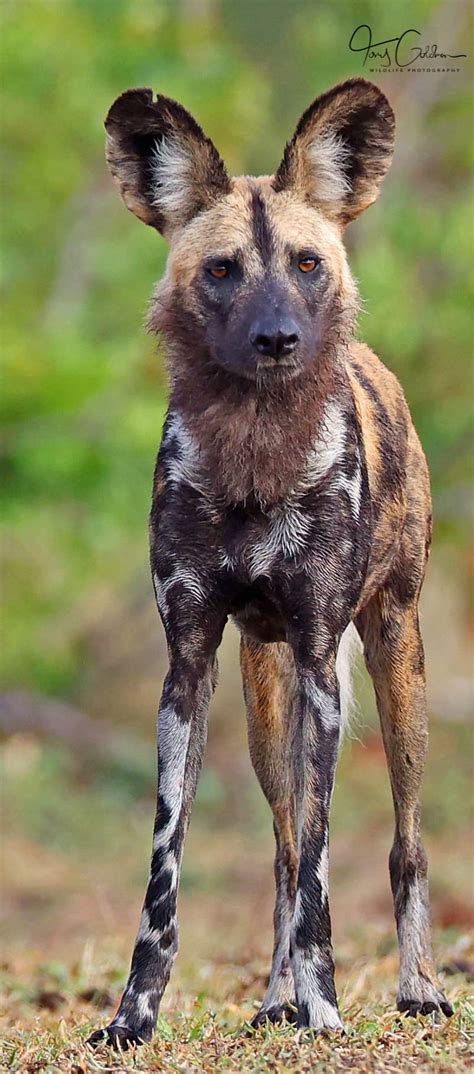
[274,78,395,226]
[105,88,231,234]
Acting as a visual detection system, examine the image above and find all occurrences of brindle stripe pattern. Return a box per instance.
[250,185,275,264]
[88,79,452,1050]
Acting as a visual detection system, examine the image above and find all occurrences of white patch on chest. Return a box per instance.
[303,399,347,485]
[220,400,361,579]
[244,502,313,580]
[303,399,362,519]
[164,414,209,496]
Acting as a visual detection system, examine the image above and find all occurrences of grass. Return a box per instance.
[1,703,472,1072]
[1,943,473,1073]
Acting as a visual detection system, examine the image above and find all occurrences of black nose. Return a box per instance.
[250,317,300,360]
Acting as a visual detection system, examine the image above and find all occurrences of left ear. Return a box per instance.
[105,88,231,234]
[273,78,395,226]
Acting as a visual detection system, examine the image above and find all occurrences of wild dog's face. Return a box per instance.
[105,81,394,383]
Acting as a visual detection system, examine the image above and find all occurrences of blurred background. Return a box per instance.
[1,0,473,1030]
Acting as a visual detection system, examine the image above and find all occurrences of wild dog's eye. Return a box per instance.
[207,262,230,280]
[205,257,240,283]
[298,255,319,273]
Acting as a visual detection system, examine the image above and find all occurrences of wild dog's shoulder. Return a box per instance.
[345,342,430,601]
[345,341,413,462]
[346,342,430,496]
[149,410,221,556]
[346,342,410,427]
[152,411,208,499]
[344,342,411,528]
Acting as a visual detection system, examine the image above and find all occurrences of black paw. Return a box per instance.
[398,998,454,1019]
[87,1023,149,1050]
[251,1002,298,1028]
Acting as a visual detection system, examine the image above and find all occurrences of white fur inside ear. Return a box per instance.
[308,130,351,206]
[150,135,192,216]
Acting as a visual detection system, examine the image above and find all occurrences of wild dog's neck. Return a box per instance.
[150,263,357,505]
[168,346,348,506]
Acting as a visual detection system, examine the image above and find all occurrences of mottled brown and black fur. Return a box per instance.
[89,79,452,1050]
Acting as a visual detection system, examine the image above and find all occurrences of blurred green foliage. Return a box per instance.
[2,0,472,694]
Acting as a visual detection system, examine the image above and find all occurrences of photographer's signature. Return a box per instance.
[349,24,467,69]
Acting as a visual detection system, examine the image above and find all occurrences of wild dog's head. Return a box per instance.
[105,80,394,384]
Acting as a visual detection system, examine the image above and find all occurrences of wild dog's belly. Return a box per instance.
[221,502,314,643]
[229,585,288,644]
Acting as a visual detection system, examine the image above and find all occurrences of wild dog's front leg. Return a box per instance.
[88,607,223,1049]
[290,653,343,1032]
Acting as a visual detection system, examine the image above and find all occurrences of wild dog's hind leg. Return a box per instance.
[357,588,453,1018]
[89,594,224,1049]
[241,638,298,1026]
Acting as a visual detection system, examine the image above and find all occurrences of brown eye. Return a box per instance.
[298,256,318,273]
[208,263,228,279]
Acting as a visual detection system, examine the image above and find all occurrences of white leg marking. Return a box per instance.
[292,949,343,1030]
[154,708,191,849]
[316,839,329,901]
[135,988,155,1022]
[300,676,340,733]
[137,907,164,947]
[153,565,206,623]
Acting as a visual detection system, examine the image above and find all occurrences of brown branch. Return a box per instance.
[0,690,154,784]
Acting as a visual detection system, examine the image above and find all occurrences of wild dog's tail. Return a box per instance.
[336,622,362,734]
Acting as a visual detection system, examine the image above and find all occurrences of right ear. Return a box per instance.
[273,79,395,226]
[105,89,231,235]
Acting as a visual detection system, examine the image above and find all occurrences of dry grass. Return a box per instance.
[1,708,472,1072]
[2,940,473,1073]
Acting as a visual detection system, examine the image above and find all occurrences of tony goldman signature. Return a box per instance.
[349,24,467,71]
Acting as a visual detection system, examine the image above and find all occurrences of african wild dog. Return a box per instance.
[89,78,453,1048]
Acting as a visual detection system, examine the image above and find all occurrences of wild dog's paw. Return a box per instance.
[296,1000,344,1033]
[398,995,454,1019]
[87,1023,150,1050]
[397,976,453,1020]
[250,1002,298,1028]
